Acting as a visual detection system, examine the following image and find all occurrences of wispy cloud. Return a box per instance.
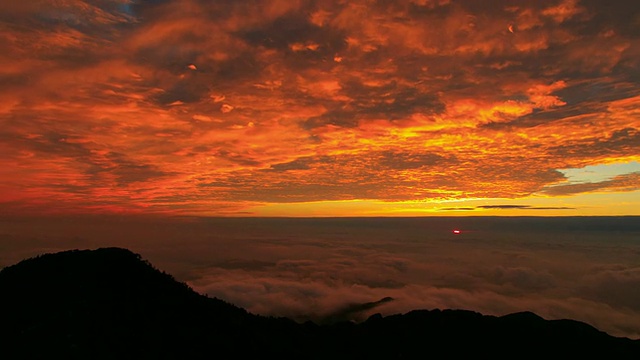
[477,205,576,210]
[541,172,640,196]
[440,205,576,211]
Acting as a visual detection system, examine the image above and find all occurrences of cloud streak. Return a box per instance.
[541,172,640,196]
[440,205,576,211]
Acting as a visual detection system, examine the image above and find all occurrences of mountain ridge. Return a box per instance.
[1,247,638,359]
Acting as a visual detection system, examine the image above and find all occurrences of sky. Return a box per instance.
[0,0,639,216]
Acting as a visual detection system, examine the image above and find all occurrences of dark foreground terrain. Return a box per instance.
[1,248,639,359]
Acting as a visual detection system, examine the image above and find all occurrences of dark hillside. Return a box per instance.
[1,248,638,359]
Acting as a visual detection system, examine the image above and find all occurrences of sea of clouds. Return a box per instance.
[1,216,639,339]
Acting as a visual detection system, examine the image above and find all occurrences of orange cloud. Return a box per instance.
[0,0,638,216]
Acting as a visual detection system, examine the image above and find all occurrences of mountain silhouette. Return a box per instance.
[1,248,638,359]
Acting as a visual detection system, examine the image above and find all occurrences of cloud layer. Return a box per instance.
[0,0,638,215]
[2,216,640,339]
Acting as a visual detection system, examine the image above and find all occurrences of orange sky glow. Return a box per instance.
[0,0,639,217]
